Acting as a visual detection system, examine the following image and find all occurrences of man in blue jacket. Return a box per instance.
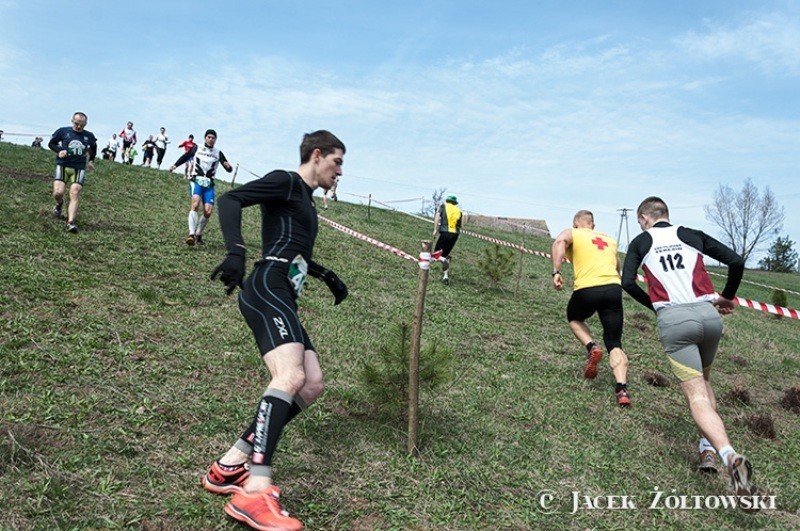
[48,112,97,233]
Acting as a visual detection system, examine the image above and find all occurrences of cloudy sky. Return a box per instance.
[2,1,799,264]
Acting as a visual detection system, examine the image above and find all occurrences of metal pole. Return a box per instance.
[616,208,633,250]
[624,209,631,249]
[368,194,372,220]
[407,240,431,456]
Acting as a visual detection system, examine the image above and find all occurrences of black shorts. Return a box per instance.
[567,284,623,350]
[434,232,459,258]
[238,260,315,355]
[123,140,133,149]
[156,147,166,164]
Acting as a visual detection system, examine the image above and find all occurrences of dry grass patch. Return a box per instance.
[740,413,777,439]
[780,386,800,414]
[724,384,752,405]
[642,369,671,387]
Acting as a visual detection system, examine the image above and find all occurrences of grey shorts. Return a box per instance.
[656,302,722,382]
[54,166,86,186]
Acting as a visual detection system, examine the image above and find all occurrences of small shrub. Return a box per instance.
[361,323,453,418]
[770,289,788,319]
[476,244,515,288]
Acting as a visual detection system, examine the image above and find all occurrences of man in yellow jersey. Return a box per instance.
[551,210,630,406]
[432,195,463,285]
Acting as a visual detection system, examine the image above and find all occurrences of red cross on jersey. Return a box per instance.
[592,237,608,250]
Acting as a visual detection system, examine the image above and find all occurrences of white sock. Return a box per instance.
[197,215,208,235]
[188,211,198,235]
[718,445,735,466]
[698,437,716,454]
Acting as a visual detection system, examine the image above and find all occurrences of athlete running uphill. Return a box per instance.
[203,130,348,531]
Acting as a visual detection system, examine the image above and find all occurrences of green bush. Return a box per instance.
[361,323,453,418]
[477,244,515,288]
[770,288,788,319]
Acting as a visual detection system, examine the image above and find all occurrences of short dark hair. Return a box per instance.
[637,196,669,220]
[573,210,594,223]
[299,130,345,164]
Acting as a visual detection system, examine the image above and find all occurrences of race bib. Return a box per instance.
[288,254,308,296]
[195,176,212,188]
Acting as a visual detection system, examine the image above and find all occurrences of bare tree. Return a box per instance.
[419,188,447,218]
[704,178,784,263]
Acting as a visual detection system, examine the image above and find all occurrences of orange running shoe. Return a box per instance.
[201,461,250,495]
[615,389,631,407]
[225,486,303,531]
[584,346,603,379]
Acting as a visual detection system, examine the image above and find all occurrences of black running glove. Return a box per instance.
[323,270,348,305]
[308,261,348,305]
[211,247,246,295]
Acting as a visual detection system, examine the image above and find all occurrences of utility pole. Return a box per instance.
[616,208,633,251]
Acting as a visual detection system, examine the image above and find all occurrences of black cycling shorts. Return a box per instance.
[434,232,459,258]
[566,284,623,350]
[238,260,315,355]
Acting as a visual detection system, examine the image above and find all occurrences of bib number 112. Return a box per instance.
[659,253,685,272]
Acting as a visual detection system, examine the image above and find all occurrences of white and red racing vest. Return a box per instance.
[641,225,716,310]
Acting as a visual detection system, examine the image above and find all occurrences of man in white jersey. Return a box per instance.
[621,196,758,512]
[169,129,233,246]
[154,127,169,169]
[119,121,137,161]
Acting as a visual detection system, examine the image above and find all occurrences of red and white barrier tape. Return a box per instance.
[633,275,796,318]
[462,229,798,319]
[318,214,420,265]
[318,203,798,320]
[460,229,564,261]
[733,296,799,319]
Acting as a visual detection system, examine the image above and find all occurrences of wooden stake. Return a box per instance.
[407,240,431,456]
[515,226,526,296]
[231,163,240,187]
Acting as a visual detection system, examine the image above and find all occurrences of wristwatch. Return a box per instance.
[552,271,561,276]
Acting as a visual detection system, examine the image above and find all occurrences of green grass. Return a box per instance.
[1,142,799,530]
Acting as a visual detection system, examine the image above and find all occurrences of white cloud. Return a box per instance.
[677,13,800,74]
[1,10,798,260]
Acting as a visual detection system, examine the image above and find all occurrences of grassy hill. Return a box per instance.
[1,142,799,530]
